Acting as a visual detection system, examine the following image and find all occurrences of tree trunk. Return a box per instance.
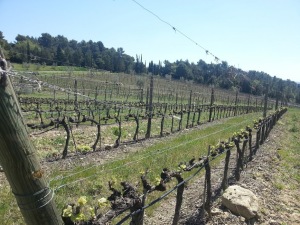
[0,72,63,225]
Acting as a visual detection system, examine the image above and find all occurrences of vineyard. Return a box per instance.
[10,70,272,159]
[0,67,292,225]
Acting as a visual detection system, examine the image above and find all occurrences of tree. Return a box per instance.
[174,61,190,80]
[38,33,53,48]
[296,90,300,104]
[55,45,66,66]
[162,60,173,76]
[134,54,145,74]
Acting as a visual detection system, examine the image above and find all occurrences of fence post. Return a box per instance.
[275,91,279,110]
[0,67,63,224]
[74,79,78,109]
[255,125,260,153]
[133,114,139,142]
[241,137,248,170]
[208,88,214,122]
[260,122,265,145]
[248,128,253,161]
[160,104,167,137]
[197,108,201,125]
[145,76,153,139]
[263,84,269,118]
[172,174,184,225]
[221,146,231,191]
[186,90,192,128]
[203,146,212,217]
[234,89,238,116]
[234,137,242,181]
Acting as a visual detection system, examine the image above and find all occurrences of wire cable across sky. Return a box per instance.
[130,0,220,62]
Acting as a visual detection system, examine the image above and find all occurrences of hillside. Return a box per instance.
[1,31,300,104]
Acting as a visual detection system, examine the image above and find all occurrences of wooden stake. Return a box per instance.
[0,70,63,224]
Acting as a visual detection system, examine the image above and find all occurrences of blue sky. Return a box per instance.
[1,0,299,82]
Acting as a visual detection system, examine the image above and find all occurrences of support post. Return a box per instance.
[263,84,269,118]
[0,68,63,224]
[208,88,214,122]
[145,76,153,139]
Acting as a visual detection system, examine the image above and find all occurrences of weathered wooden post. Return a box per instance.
[145,75,153,139]
[221,141,231,191]
[0,59,63,224]
[202,146,212,217]
[263,84,269,118]
[186,90,192,128]
[172,174,184,225]
[234,89,238,116]
[74,79,78,109]
[208,88,214,122]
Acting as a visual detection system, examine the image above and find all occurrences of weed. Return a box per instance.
[274,181,285,190]
[289,124,299,132]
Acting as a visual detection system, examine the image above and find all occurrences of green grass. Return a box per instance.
[0,108,284,224]
[0,110,271,224]
[12,63,87,72]
[48,113,261,219]
[276,107,300,186]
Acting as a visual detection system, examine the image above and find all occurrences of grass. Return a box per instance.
[12,63,88,72]
[27,109,213,158]
[49,112,261,218]
[276,107,300,186]
[0,110,275,224]
[0,108,284,224]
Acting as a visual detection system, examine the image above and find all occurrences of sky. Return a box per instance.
[1,0,300,82]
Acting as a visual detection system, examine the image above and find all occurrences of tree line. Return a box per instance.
[1,31,299,103]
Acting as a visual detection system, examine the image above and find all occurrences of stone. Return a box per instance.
[222,185,259,220]
[211,208,223,216]
[104,144,113,150]
[269,220,281,225]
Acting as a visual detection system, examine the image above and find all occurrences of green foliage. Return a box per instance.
[76,145,92,154]
[111,127,120,137]
[62,196,102,222]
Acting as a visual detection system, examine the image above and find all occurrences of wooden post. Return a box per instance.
[234,89,238,116]
[172,174,184,225]
[255,126,261,153]
[275,91,279,110]
[186,90,192,128]
[248,128,253,161]
[208,88,214,122]
[160,104,167,137]
[145,76,153,139]
[74,79,78,109]
[221,146,231,191]
[234,137,242,181]
[0,71,63,224]
[197,108,201,125]
[204,157,212,216]
[263,84,269,118]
